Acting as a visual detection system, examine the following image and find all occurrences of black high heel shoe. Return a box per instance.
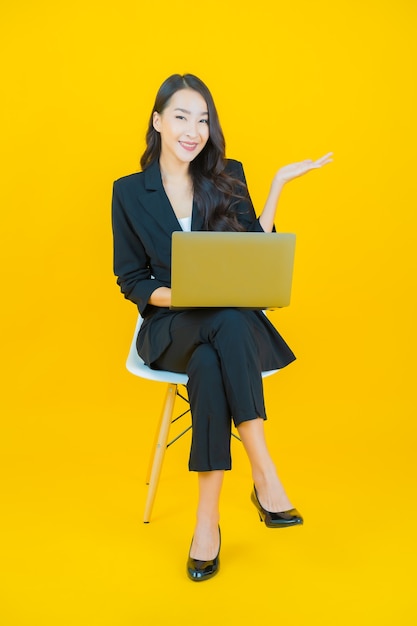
[187,527,221,582]
[251,486,303,528]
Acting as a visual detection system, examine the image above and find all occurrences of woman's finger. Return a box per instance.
[314,152,333,166]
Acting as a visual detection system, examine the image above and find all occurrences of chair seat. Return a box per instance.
[126,316,188,384]
[126,315,278,382]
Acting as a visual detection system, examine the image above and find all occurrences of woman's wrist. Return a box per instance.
[271,175,285,191]
[149,286,172,307]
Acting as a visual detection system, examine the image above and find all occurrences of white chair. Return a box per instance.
[126,314,278,523]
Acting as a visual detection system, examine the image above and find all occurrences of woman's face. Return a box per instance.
[153,89,210,166]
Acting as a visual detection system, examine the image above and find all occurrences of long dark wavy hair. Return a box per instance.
[140,74,248,231]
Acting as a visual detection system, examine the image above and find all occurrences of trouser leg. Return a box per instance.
[205,309,267,426]
[186,344,232,471]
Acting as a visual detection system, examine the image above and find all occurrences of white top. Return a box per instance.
[178,216,192,232]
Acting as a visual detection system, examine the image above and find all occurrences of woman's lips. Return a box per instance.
[179,141,198,152]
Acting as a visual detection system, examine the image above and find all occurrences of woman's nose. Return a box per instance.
[186,121,198,137]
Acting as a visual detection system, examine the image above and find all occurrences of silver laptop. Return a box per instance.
[170,231,296,309]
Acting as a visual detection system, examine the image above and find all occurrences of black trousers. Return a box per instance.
[153,308,274,472]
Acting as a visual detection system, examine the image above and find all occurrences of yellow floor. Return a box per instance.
[2,388,416,626]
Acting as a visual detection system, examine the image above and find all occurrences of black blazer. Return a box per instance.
[112,159,269,365]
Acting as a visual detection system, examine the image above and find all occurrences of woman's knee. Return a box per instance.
[214,308,249,325]
[210,308,252,338]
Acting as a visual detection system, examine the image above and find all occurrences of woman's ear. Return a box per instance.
[153,111,161,132]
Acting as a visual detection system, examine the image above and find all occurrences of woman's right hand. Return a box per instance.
[149,287,172,307]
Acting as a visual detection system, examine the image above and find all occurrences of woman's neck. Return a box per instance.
[159,154,191,184]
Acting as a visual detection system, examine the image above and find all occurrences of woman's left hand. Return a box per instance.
[273,152,333,186]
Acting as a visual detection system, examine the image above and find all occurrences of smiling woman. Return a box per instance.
[140,73,251,233]
[111,73,332,582]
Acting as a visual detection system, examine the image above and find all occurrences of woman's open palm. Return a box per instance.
[275,152,333,185]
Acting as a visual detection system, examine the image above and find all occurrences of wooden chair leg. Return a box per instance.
[145,386,175,486]
[143,383,177,523]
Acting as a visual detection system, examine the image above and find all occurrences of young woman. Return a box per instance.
[112,74,332,582]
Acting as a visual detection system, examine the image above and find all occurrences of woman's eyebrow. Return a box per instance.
[174,107,209,115]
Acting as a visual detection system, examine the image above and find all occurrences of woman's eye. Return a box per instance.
[176,115,186,120]
[200,119,209,124]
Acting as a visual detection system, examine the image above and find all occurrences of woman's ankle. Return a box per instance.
[252,462,279,489]
[194,511,220,529]
[252,470,293,511]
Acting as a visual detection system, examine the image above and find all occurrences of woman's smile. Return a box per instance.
[179,141,199,152]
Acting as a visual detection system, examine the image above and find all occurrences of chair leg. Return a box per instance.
[143,383,177,523]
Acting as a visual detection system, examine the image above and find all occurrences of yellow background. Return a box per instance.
[1,1,416,624]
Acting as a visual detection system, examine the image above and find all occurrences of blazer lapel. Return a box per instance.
[142,161,182,235]
[142,160,205,233]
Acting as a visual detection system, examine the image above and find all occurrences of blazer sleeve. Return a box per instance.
[111,179,166,317]
[227,160,275,233]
